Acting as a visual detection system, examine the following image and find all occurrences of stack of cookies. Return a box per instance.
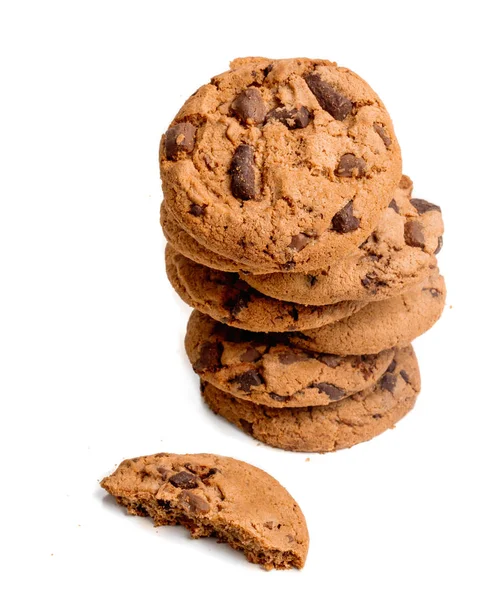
[159,57,445,453]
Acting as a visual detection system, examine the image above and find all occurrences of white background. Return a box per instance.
[1,1,500,598]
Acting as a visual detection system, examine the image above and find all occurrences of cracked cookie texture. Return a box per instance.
[289,269,446,355]
[241,175,444,304]
[161,174,443,302]
[160,57,402,273]
[101,453,309,569]
[201,345,420,452]
[186,310,395,408]
[165,245,366,332]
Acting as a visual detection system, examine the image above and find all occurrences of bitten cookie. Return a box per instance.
[289,269,446,355]
[160,57,402,272]
[165,245,366,332]
[101,453,309,569]
[202,346,420,452]
[241,175,444,304]
[186,310,395,408]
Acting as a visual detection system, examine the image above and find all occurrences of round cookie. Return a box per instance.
[165,245,366,332]
[241,175,444,304]
[160,56,402,273]
[186,310,395,408]
[289,270,446,355]
[101,453,309,569]
[202,346,420,452]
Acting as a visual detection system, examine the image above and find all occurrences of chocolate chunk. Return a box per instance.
[194,342,222,373]
[230,369,264,392]
[169,471,198,489]
[289,232,315,251]
[361,272,387,291]
[304,73,353,121]
[331,200,360,233]
[307,274,318,287]
[226,289,252,319]
[215,323,255,344]
[203,154,215,170]
[380,373,397,393]
[178,491,210,514]
[189,203,206,217]
[335,153,366,178]
[157,467,169,481]
[263,63,273,77]
[372,414,382,419]
[231,88,266,125]
[184,464,218,480]
[278,351,309,365]
[410,198,441,214]
[290,307,299,321]
[423,287,440,298]
[318,354,342,368]
[230,144,256,200]
[269,392,289,402]
[434,236,443,255]
[239,347,262,362]
[164,122,196,159]
[355,355,378,380]
[311,382,345,401]
[387,359,397,373]
[239,419,254,434]
[389,199,399,213]
[404,221,426,248]
[266,106,311,129]
[373,123,392,147]
[400,370,410,383]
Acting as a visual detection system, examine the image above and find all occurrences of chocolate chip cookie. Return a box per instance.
[160,57,402,273]
[186,310,395,408]
[241,175,444,304]
[202,346,420,452]
[289,270,446,355]
[165,245,366,332]
[161,175,443,300]
[101,453,309,569]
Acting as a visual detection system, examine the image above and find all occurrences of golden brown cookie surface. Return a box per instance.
[289,270,446,355]
[101,453,309,570]
[165,245,366,332]
[160,57,402,272]
[186,310,395,408]
[242,175,444,304]
[202,346,420,452]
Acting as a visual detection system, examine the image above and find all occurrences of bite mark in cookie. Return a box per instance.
[101,453,309,569]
